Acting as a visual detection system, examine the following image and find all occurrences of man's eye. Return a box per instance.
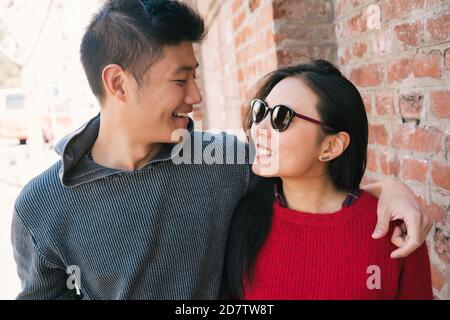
[174,80,187,86]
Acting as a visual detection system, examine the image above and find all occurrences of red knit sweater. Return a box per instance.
[243,191,433,300]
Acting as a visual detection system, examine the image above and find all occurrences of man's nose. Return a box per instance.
[185,79,202,105]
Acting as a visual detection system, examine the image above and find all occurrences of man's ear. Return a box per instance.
[319,131,351,162]
[102,64,127,103]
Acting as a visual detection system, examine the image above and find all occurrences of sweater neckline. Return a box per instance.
[273,190,372,227]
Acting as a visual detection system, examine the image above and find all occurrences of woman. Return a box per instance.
[221,60,432,300]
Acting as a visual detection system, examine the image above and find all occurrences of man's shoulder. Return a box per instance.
[14,160,65,217]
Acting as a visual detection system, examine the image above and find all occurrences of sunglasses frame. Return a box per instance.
[251,99,335,132]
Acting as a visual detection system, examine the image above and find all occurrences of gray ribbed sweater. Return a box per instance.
[11,114,258,300]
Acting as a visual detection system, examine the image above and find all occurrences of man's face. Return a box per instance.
[124,41,202,144]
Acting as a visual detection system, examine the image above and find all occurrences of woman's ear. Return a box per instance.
[319,131,351,162]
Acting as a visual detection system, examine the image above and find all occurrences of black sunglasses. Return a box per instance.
[250,99,335,132]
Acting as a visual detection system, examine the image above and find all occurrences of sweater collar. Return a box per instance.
[55,113,194,187]
[274,179,361,209]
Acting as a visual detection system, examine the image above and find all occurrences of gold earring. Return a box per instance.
[320,155,330,161]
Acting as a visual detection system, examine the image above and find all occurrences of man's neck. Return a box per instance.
[91,112,162,171]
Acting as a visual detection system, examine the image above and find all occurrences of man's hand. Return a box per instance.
[363,178,432,259]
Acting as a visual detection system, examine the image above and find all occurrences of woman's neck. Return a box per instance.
[281,175,348,214]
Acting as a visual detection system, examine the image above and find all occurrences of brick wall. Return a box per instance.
[335,0,449,300]
[189,0,450,299]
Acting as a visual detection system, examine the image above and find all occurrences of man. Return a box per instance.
[12,0,430,300]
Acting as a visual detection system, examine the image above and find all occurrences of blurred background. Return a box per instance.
[0,0,449,299]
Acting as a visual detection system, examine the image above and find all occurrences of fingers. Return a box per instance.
[391,224,406,248]
[390,237,420,259]
[390,219,421,259]
[372,210,390,239]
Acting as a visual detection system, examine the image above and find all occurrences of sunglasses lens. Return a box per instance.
[251,100,266,124]
[272,106,292,131]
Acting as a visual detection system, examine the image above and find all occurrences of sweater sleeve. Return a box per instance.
[11,209,78,300]
[396,242,433,300]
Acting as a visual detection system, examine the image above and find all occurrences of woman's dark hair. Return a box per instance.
[244,59,368,191]
[221,59,368,299]
[80,0,206,100]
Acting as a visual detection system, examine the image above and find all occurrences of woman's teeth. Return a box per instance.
[173,112,189,118]
[257,147,272,156]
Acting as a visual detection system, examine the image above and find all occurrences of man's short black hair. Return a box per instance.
[80,0,206,100]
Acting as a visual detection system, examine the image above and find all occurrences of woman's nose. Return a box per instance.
[254,114,273,142]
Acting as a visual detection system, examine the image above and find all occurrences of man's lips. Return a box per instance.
[173,109,193,118]
[173,112,191,117]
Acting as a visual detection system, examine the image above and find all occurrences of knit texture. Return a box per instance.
[243,191,433,300]
[12,115,258,300]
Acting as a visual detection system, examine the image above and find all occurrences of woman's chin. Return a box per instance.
[252,161,279,177]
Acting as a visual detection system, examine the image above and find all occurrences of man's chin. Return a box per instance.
[172,115,190,129]
[169,119,191,144]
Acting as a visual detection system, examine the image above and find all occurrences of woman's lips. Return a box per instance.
[256,143,273,157]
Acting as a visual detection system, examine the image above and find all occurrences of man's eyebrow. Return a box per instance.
[174,62,200,73]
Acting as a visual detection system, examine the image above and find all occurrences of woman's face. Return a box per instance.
[251,77,326,179]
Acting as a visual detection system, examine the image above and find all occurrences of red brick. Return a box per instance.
[339,47,351,66]
[362,94,372,114]
[430,90,450,119]
[237,68,244,82]
[367,147,378,172]
[264,29,276,50]
[232,0,243,14]
[419,197,446,223]
[447,136,450,158]
[351,0,364,6]
[309,0,332,20]
[234,26,253,48]
[387,52,442,83]
[274,25,311,43]
[392,124,443,153]
[350,64,383,87]
[344,10,368,37]
[373,30,393,56]
[276,47,311,67]
[255,2,274,28]
[413,51,442,79]
[426,12,450,42]
[431,263,447,292]
[394,21,423,46]
[376,92,396,116]
[399,93,424,121]
[433,227,450,265]
[369,124,389,145]
[431,161,450,190]
[335,0,347,18]
[402,157,428,183]
[352,42,367,58]
[233,10,246,30]
[446,49,450,70]
[387,57,412,83]
[381,0,425,22]
[248,0,262,12]
[379,152,400,177]
[272,0,308,20]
